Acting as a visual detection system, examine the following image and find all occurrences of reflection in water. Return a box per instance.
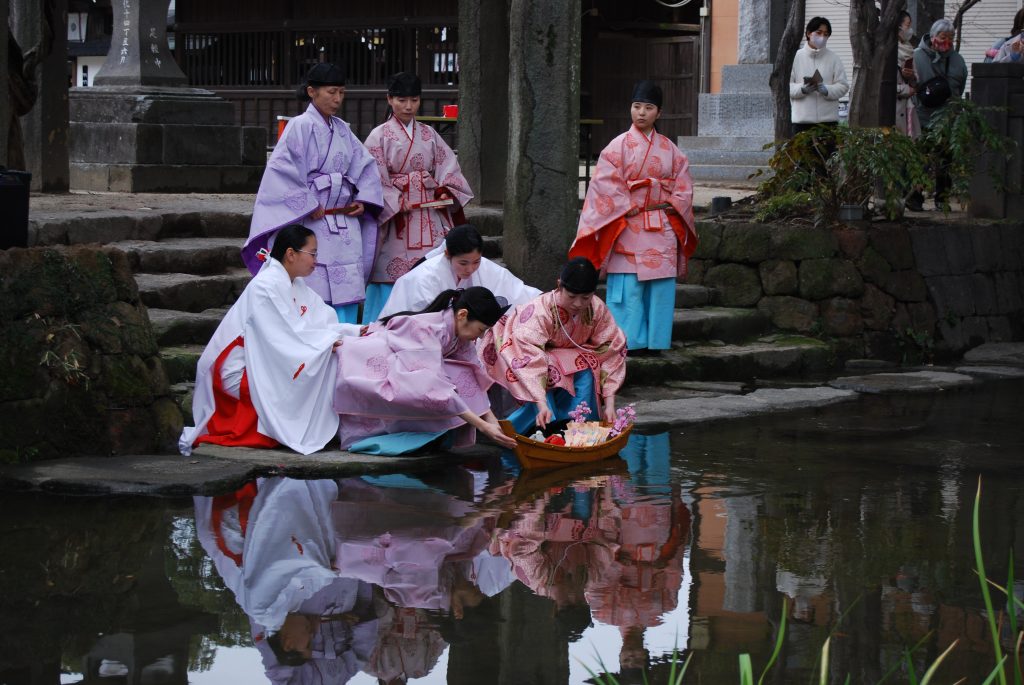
[1,382,1022,684]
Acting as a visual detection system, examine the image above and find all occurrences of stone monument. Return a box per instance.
[678,0,775,182]
[0,4,9,167]
[69,0,266,192]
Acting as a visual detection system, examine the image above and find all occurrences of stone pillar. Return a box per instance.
[737,0,771,64]
[0,4,9,166]
[503,0,581,289]
[69,0,266,192]
[457,0,509,206]
[94,0,188,87]
[10,0,70,191]
[969,63,1024,219]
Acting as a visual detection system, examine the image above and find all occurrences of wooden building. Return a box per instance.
[168,0,705,151]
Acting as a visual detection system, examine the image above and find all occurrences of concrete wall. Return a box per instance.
[708,0,739,93]
[687,219,1024,360]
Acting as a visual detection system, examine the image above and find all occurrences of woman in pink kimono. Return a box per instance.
[243,62,384,324]
[479,258,628,434]
[362,72,474,324]
[333,287,518,454]
[570,81,698,355]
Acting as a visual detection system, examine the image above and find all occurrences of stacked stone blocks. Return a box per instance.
[687,220,1024,361]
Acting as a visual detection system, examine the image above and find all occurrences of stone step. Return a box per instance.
[684,149,773,167]
[673,306,771,343]
[594,283,717,308]
[158,211,253,239]
[160,345,205,384]
[624,334,835,386]
[170,381,195,419]
[483,235,502,259]
[678,135,774,151]
[109,237,244,275]
[136,269,251,313]
[463,205,504,237]
[688,164,772,183]
[149,307,229,346]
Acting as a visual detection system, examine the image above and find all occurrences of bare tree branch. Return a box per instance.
[952,0,982,51]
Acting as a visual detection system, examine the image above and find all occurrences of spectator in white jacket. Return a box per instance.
[789,16,850,136]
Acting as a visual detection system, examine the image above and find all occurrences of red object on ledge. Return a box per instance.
[442,105,459,119]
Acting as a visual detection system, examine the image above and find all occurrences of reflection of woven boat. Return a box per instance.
[495,458,628,535]
[499,420,632,469]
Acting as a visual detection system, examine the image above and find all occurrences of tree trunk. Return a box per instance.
[769,0,805,142]
[848,0,906,128]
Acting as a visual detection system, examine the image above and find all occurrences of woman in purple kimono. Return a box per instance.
[333,287,518,454]
[361,71,474,324]
[243,62,384,324]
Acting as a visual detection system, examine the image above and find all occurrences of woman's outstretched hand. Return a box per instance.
[481,422,518,449]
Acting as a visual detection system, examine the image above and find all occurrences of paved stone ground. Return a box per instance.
[2,342,1020,496]
[27,183,759,220]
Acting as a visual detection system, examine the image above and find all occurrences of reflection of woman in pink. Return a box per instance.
[490,475,621,608]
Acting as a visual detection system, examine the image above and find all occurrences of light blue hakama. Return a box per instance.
[334,303,360,324]
[361,283,394,324]
[605,273,675,350]
[506,369,598,435]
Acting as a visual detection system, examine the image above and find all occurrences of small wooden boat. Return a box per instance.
[498,419,632,469]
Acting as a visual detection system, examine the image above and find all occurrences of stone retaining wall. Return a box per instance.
[688,219,1024,361]
[0,246,183,462]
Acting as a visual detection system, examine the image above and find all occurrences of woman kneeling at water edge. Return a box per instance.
[334,286,519,454]
[180,225,362,455]
[480,257,628,435]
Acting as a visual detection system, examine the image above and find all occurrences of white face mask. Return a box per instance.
[900,27,913,41]
[810,34,828,49]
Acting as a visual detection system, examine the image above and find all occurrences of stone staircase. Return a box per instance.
[111,213,835,422]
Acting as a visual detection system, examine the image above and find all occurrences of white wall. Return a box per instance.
[73,56,106,87]
[803,0,1022,98]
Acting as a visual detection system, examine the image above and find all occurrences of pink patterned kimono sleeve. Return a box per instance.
[364,125,404,226]
[587,301,628,397]
[427,126,473,209]
[479,300,558,406]
[570,135,633,270]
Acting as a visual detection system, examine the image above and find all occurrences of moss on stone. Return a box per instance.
[719,224,772,263]
[770,226,838,260]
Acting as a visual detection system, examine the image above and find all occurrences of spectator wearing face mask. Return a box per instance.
[789,16,850,137]
[912,18,967,209]
[913,18,966,129]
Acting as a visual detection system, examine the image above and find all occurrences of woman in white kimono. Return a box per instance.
[180,225,361,456]
[377,223,540,321]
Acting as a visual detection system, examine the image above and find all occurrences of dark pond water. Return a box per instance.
[2,380,1023,685]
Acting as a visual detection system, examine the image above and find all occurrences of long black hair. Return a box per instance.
[379,286,508,326]
[270,224,314,262]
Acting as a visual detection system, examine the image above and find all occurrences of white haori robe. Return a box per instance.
[180,258,361,455]
[378,246,541,319]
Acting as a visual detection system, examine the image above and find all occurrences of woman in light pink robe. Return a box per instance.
[362,72,473,323]
[333,287,517,453]
[571,81,698,353]
[479,259,627,433]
